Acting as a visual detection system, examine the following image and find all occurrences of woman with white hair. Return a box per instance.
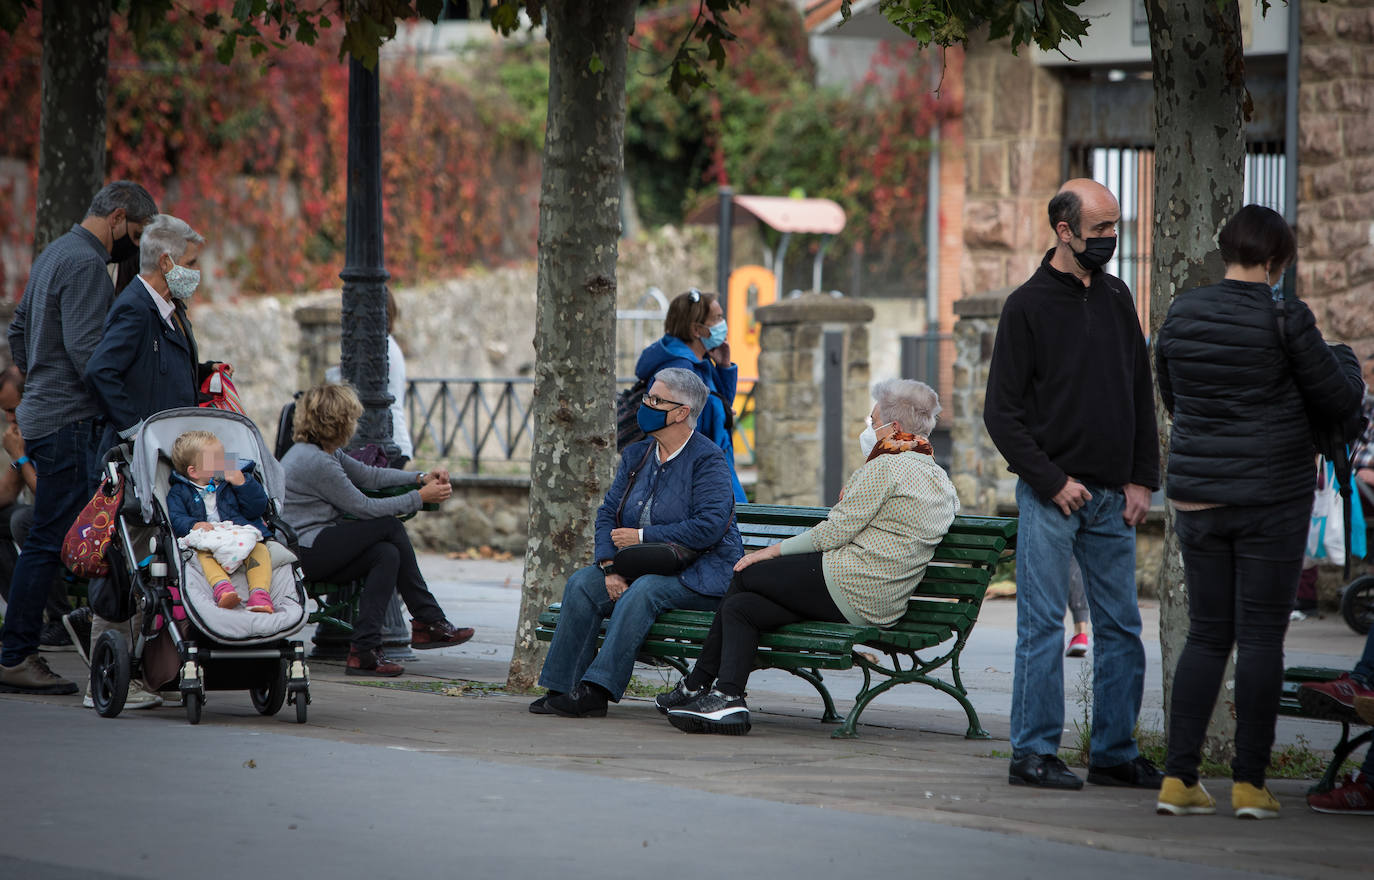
[533,367,743,719]
[658,378,959,735]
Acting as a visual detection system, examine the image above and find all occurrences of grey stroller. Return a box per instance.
[88,407,311,724]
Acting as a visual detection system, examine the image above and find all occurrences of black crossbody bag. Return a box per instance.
[610,443,701,580]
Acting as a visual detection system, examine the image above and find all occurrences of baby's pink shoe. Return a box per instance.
[213,581,241,609]
[245,589,274,614]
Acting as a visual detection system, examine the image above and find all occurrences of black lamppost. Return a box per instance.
[313,57,410,661]
[339,56,397,459]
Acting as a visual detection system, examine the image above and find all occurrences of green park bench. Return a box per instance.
[1279,666,1373,794]
[536,502,1017,739]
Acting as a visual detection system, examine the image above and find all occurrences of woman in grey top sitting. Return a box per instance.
[280,383,474,677]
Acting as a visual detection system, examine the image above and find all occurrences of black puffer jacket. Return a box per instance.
[1155,279,1364,505]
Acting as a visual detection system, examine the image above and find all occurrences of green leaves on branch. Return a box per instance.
[842,0,1092,54]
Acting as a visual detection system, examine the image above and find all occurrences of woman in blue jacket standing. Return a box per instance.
[634,289,746,502]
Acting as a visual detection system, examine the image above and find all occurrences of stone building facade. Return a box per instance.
[1297,0,1374,357]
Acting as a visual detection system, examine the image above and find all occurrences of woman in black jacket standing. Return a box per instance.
[1153,205,1365,820]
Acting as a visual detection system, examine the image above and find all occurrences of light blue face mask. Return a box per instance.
[704,320,728,350]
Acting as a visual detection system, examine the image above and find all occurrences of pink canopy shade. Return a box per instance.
[686,194,847,235]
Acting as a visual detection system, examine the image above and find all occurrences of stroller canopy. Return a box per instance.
[132,408,285,523]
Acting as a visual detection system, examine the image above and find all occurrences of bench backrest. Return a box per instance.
[735,503,1016,630]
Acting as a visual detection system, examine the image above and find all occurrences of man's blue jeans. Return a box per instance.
[1011,479,1145,765]
[538,564,718,700]
[0,418,103,666]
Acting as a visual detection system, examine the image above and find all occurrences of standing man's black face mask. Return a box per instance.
[108,233,138,264]
[1072,235,1117,272]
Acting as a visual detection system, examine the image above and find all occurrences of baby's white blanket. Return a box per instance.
[178,524,263,574]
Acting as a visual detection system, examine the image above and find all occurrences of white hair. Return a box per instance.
[873,378,940,437]
[139,214,204,273]
[651,367,709,428]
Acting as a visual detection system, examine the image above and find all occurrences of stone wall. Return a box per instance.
[959,38,1065,299]
[1297,0,1374,355]
[753,294,873,506]
[949,288,1013,515]
[186,224,717,457]
[406,475,530,554]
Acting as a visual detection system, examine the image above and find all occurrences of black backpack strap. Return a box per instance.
[613,442,656,528]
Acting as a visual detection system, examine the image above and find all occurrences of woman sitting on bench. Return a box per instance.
[532,367,743,719]
[280,383,474,677]
[657,378,959,735]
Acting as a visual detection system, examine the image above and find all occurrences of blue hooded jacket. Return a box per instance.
[594,432,742,597]
[166,462,271,540]
[634,334,745,502]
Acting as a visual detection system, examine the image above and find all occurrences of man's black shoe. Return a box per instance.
[1087,755,1164,789]
[654,679,705,715]
[546,683,608,718]
[38,621,74,652]
[667,688,750,735]
[62,608,93,666]
[1008,754,1084,790]
[528,692,561,715]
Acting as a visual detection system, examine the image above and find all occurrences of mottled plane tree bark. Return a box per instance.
[34,0,111,253]
[504,1,638,689]
[1143,0,1248,762]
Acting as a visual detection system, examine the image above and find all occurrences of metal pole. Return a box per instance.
[1282,0,1300,300]
[716,186,733,311]
[340,57,397,459]
[822,331,844,505]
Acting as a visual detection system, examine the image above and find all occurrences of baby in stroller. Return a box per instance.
[167,430,274,614]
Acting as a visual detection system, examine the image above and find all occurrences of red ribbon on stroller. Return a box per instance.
[199,364,244,414]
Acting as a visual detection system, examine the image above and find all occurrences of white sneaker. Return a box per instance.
[83,679,164,710]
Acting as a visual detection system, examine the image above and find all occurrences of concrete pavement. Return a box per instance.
[3,553,1371,879]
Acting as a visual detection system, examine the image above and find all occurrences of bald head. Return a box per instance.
[1049,179,1120,239]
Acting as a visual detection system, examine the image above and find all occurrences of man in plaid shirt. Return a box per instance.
[1354,355,1374,494]
[0,182,157,696]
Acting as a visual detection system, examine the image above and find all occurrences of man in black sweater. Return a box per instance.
[984,179,1161,791]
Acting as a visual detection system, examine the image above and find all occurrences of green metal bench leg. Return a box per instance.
[1308,725,1372,795]
[833,674,902,738]
[787,667,840,723]
[833,672,990,740]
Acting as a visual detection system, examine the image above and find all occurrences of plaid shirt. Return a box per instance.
[6,225,113,441]
[1354,395,1374,471]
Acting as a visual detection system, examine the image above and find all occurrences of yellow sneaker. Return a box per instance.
[1232,781,1280,819]
[1156,776,1216,815]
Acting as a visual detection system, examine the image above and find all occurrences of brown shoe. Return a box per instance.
[0,653,80,695]
[346,646,404,677]
[410,618,475,649]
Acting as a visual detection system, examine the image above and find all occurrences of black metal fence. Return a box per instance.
[406,377,757,473]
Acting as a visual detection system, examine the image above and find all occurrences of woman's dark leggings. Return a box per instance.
[1165,498,1311,787]
[685,552,845,695]
[297,517,444,651]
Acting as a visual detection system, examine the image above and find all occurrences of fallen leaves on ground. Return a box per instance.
[446,545,515,561]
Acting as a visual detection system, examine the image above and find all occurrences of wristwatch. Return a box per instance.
[599,561,617,576]
[10,455,29,471]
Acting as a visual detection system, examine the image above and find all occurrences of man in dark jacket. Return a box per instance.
[984,179,1161,791]
[0,182,157,696]
[82,213,231,709]
[533,367,743,718]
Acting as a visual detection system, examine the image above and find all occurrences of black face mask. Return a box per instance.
[1072,235,1117,272]
[108,233,138,264]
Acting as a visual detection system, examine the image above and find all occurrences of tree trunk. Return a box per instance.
[507,0,636,690]
[35,0,111,254]
[1144,0,1247,762]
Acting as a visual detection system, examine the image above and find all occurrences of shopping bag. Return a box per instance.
[61,473,124,578]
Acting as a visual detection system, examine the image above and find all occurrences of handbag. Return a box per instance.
[61,473,124,579]
[199,364,244,414]
[610,442,702,579]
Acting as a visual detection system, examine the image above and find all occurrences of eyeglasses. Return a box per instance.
[643,394,686,410]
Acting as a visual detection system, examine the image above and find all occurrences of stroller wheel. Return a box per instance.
[250,662,288,717]
[90,631,130,718]
[1342,575,1374,635]
[184,690,203,725]
[294,686,308,724]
